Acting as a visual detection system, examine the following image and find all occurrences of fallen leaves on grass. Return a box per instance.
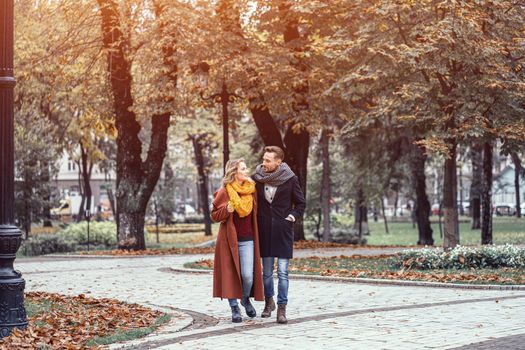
[145,224,204,234]
[0,292,164,349]
[79,247,216,256]
[189,256,524,284]
[315,268,522,284]
[78,240,409,256]
[293,241,416,249]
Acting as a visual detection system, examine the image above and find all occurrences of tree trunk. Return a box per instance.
[315,209,322,241]
[220,83,230,172]
[470,143,482,229]
[284,126,310,241]
[23,167,32,238]
[77,162,85,222]
[98,1,172,250]
[381,196,389,234]
[154,199,160,244]
[190,134,213,236]
[320,129,331,242]
[107,188,116,219]
[24,200,31,240]
[247,3,310,241]
[354,188,369,239]
[458,164,464,216]
[511,152,522,218]
[409,143,433,245]
[248,108,309,241]
[443,142,459,249]
[118,210,146,249]
[481,141,493,245]
[393,190,398,217]
[41,163,53,227]
[78,142,93,222]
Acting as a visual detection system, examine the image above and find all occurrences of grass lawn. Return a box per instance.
[145,223,219,248]
[186,256,525,285]
[364,217,525,246]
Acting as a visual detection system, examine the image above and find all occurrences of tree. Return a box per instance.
[481,141,493,244]
[510,152,524,218]
[148,162,177,227]
[14,113,60,237]
[320,128,332,242]
[322,1,525,248]
[189,132,217,236]
[97,0,175,250]
[469,143,483,229]
[408,142,434,246]
[15,0,115,228]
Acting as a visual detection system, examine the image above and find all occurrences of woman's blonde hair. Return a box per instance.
[222,158,246,186]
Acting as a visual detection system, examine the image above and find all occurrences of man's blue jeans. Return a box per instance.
[262,257,289,305]
[228,240,254,307]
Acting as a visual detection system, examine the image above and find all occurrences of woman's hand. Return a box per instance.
[227,203,234,213]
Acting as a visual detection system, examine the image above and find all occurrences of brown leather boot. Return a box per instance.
[261,297,276,318]
[276,304,287,324]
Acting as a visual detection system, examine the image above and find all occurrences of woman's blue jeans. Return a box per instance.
[228,240,254,307]
[262,257,289,305]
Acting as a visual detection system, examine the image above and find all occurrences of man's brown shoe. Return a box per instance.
[261,297,276,318]
[276,304,287,324]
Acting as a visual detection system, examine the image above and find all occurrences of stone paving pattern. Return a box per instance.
[16,249,525,349]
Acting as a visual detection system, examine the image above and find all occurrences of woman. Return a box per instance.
[211,158,264,323]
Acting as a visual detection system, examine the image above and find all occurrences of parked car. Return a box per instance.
[171,204,198,223]
[494,203,516,217]
[51,194,95,220]
[175,204,196,215]
[458,202,470,216]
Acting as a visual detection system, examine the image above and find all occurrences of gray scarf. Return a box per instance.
[253,162,295,187]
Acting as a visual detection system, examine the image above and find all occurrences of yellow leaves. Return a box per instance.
[395,115,417,123]
[379,23,389,32]
[94,119,118,139]
[500,124,525,141]
[95,120,105,134]
[415,138,450,157]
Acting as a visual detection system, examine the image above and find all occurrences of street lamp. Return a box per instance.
[0,0,28,338]
[192,62,240,173]
[85,209,91,252]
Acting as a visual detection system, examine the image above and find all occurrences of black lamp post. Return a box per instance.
[0,0,28,338]
[193,63,240,173]
[202,83,235,172]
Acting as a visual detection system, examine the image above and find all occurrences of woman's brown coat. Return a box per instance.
[211,187,264,301]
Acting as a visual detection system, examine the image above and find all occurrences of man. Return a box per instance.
[253,146,306,324]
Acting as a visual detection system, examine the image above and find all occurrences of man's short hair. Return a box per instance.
[264,146,285,160]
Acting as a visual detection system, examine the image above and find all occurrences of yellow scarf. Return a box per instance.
[226,181,255,218]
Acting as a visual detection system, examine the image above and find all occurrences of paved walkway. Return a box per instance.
[16,251,525,349]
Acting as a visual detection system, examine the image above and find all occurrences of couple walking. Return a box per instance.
[211,146,306,324]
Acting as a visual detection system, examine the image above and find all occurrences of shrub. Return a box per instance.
[391,244,525,270]
[21,235,77,256]
[329,227,367,245]
[57,221,117,247]
[184,215,205,224]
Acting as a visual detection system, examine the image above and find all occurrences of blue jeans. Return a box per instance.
[262,257,289,305]
[228,240,254,307]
